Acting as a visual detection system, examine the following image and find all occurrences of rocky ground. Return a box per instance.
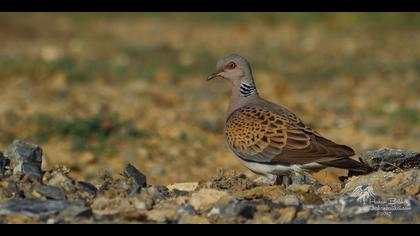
[0,140,418,224]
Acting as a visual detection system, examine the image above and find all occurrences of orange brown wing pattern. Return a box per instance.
[224,105,354,165]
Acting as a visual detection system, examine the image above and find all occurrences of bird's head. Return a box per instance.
[207,54,253,84]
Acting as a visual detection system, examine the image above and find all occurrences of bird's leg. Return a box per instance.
[289,171,322,187]
[272,175,293,187]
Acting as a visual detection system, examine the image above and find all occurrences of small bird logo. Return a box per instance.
[350,185,376,205]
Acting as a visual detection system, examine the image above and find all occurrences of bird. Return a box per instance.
[207,54,373,185]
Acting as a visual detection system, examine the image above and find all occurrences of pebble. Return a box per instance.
[189,188,233,212]
[216,201,257,219]
[167,182,199,192]
[35,185,67,200]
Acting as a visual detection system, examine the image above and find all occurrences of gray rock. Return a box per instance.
[359,149,420,171]
[123,164,147,194]
[58,204,93,219]
[36,185,67,200]
[77,181,97,198]
[212,201,257,219]
[176,204,196,219]
[0,199,71,220]
[277,194,300,207]
[4,140,43,181]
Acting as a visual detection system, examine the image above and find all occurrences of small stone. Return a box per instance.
[189,188,233,212]
[176,204,196,219]
[35,185,67,200]
[167,182,199,192]
[216,201,257,219]
[123,164,147,194]
[359,148,420,171]
[236,186,286,201]
[178,215,210,224]
[43,168,76,193]
[287,184,313,193]
[276,194,300,206]
[4,140,43,181]
[91,196,146,216]
[272,207,297,224]
[77,181,98,198]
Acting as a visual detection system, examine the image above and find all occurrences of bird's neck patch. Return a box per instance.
[239,81,257,97]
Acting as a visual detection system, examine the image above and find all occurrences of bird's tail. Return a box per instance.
[321,157,374,176]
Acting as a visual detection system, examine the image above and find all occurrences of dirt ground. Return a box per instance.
[0,13,419,185]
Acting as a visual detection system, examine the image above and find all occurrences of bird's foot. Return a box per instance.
[274,173,322,188]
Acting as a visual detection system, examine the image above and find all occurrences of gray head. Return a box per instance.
[208,54,258,98]
[207,54,254,83]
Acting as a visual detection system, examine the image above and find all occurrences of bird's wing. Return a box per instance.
[224,104,355,165]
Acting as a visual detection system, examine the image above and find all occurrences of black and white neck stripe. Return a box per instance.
[239,81,257,97]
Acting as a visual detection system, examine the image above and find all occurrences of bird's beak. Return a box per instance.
[207,73,219,81]
[207,70,223,81]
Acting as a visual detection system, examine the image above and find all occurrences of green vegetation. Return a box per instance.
[34,113,150,156]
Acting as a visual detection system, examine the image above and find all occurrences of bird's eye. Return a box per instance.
[226,62,237,70]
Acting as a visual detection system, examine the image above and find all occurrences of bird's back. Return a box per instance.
[224,97,356,166]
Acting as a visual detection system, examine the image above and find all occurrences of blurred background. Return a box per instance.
[0,13,419,185]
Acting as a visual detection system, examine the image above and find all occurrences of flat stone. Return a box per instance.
[215,201,257,219]
[36,185,67,200]
[0,199,71,220]
[359,149,420,171]
[4,140,43,181]
[77,181,97,198]
[167,182,199,192]
[189,188,233,212]
[276,194,300,206]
